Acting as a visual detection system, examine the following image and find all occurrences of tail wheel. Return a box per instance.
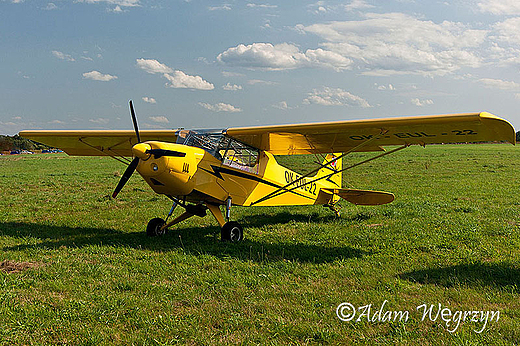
[221,221,243,242]
[146,217,167,237]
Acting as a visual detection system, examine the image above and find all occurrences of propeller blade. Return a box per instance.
[112,157,139,198]
[146,149,186,159]
[129,100,141,143]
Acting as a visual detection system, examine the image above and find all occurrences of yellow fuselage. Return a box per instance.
[136,141,339,207]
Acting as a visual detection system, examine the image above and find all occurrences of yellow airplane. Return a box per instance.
[20,101,515,242]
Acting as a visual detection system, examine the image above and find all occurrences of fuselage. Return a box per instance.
[135,137,340,207]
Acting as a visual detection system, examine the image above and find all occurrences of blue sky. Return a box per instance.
[1,0,519,135]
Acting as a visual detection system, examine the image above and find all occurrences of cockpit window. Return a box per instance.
[176,129,260,174]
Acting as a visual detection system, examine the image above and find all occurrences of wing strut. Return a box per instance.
[251,142,409,206]
[249,131,388,206]
[78,137,132,165]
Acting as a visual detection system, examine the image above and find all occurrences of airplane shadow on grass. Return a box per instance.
[399,263,520,291]
[0,221,370,264]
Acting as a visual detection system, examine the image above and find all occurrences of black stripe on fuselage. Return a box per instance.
[200,164,314,201]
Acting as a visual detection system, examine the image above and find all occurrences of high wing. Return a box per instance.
[18,130,177,156]
[225,112,515,155]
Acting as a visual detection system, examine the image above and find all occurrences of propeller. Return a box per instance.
[112,100,187,198]
[112,101,141,198]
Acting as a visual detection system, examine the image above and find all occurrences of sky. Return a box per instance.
[1,0,520,135]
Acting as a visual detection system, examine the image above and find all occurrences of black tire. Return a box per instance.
[221,221,243,242]
[146,217,167,237]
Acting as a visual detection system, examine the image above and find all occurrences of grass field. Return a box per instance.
[0,144,519,345]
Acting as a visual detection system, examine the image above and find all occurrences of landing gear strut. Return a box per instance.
[146,196,244,242]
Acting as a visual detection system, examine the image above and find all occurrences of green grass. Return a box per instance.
[0,144,519,345]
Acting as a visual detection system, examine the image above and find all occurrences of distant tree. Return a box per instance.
[517,131,520,142]
[0,135,50,151]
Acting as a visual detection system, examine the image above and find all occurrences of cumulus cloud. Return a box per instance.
[217,43,352,71]
[303,87,371,107]
[222,83,242,91]
[199,102,242,112]
[149,116,169,123]
[163,71,214,90]
[136,58,214,90]
[478,78,520,90]
[136,58,173,74]
[493,18,520,45]
[52,50,75,61]
[411,98,434,106]
[142,96,157,103]
[82,70,118,81]
[301,13,487,76]
[272,101,290,110]
[478,0,520,15]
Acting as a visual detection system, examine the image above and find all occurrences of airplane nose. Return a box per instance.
[132,143,152,159]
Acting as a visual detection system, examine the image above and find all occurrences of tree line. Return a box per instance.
[0,135,49,152]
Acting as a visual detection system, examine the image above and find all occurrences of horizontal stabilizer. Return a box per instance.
[322,188,395,206]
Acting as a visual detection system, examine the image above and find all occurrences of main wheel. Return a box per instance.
[146,217,167,237]
[221,221,243,242]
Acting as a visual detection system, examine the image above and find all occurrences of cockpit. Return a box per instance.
[175,129,260,174]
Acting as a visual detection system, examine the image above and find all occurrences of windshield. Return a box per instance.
[176,129,260,173]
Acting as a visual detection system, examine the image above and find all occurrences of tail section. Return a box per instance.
[316,153,342,188]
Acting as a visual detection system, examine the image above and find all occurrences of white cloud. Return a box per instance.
[376,83,395,90]
[208,4,231,10]
[303,87,371,107]
[411,98,434,106]
[136,58,173,74]
[478,78,520,90]
[75,0,140,7]
[136,59,213,90]
[52,50,75,62]
[44,3,57,10]
[493,18,520,45]
[109,5,125,12]
[163,71,214,90]
[222,71,245,77]
[142,96,157,104]
[247,79,277,85]
[149,116,169,123]
[217,43,352,71]
[478,0,520,15]
[247,3,277,8]
[272,101,290,110]
[222,83,242,91]
[199,102,242,112]
[82,70,118,81]
[49,119,64,124]
[344,0,374,11]
[301,13,487,76]
[89,118,110,124]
